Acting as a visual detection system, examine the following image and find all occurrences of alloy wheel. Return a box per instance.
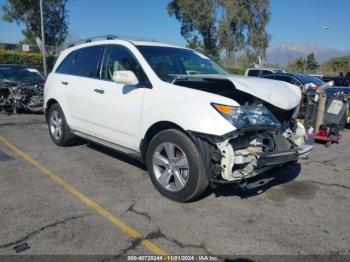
[152,142,189,192]
[49,110,63,141]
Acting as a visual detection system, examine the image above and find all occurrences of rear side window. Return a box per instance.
[71,46,104,78]
[248,70,259,76]
[56,51,77,74]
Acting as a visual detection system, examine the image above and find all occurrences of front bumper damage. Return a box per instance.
[189,121,313,184]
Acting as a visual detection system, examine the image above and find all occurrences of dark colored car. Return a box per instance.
[261,73,325,89]
[325,86,350,98]
[322,72,350,87]
[245,68,285,77]
[261,73,327,121]
[0,64,44,82]
[0,64,45,113]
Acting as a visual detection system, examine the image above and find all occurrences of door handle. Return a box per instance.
[94,89,105,94]
[61,81,69,86]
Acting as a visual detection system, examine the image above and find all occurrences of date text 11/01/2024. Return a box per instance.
[127,255,220,261]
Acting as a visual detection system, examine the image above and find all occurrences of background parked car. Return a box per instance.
[261,72,325,91]
[244,68,285,77]
[261,73,326,120]
[322,72,350,87]
[0,64,44,113]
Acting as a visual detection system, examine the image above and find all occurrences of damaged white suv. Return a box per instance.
[44,35,313,202]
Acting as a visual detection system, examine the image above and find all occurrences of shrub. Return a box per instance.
[225,67,246,75]
[0,50,57,73]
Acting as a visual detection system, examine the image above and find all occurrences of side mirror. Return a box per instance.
[112,70,139,85]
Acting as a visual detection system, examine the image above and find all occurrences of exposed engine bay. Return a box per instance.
[176,76,313,184]
[0,80,44,114]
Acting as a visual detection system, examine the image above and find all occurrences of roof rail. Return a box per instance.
[68,35,119,48]
[66,35,164,49]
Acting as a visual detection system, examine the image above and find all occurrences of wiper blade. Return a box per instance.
[168,74,192,84]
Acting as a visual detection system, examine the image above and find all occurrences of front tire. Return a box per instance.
[48,103,76,146]
[146,129,208,202]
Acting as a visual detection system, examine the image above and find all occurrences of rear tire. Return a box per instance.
[48,103,76,146]
[146,129,208,202]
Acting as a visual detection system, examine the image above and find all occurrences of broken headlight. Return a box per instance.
[291,104,300,119]
[212,104,281,129]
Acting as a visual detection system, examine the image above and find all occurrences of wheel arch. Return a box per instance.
[45,98,59,122]
[139,121,187,162]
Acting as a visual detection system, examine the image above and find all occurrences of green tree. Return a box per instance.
[167,0,218,57]
[167,0,271,61]
[243,0,271,66]
[1,0,70,52]
[305,52,319,71]
[217,0,245,57]
[320,55,350,75]
[286,57,305,72]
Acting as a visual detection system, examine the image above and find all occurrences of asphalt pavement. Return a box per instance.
[0,114,349,260]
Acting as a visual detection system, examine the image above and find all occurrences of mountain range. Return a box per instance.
[266,43,350,66]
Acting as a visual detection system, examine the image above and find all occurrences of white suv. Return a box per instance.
[44,35,313,202]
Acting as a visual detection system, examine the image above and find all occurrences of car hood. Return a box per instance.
[176,74,302,110]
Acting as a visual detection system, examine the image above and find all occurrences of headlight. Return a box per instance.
[291,104,300,119]
[212,103,281,129]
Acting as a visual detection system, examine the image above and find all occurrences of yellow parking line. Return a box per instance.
[0,134,168,256]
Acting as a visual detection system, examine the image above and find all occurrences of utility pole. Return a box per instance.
[303,26,329,73]
[40,0,47,76]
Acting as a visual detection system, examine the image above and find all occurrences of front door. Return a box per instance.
[92,44,151,150]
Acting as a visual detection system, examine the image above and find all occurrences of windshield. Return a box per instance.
[136,46,228,82]
[0,66,44,82]
[293,73,324,85]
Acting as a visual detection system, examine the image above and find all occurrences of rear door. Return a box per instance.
[91,44,150,150]
[56,45,104,135]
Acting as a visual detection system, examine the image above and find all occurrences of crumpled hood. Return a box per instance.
[227,75,301,110]
[177,74,301,110]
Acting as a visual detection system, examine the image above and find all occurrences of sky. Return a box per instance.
[0,0,349,50]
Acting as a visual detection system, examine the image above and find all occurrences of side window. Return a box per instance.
[56,51,77,74]
[248,70,259,76]
[71,46,104,78]
[101,45,150,86]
